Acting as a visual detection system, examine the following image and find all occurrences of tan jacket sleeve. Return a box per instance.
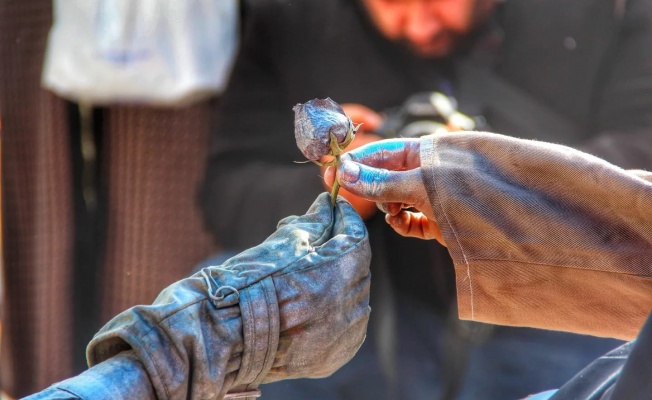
[420,132,652,340]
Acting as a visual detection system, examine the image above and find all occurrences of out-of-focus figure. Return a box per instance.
[198,0,652,399]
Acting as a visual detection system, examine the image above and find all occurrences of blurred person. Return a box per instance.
[198,0,652,398]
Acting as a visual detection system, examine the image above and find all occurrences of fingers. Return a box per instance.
[386,211,445,245]
[342,138,421,171]
[377,202,404,216]
[336,160,425,205]
[321,131,383,165]
[278,193,364,244]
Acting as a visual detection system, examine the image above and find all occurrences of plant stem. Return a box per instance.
[330,154,341,207]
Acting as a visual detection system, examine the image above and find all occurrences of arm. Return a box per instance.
[329,132,652,340]
[421,132,652,340]
[27,194,371,399]
[23,352,155,400]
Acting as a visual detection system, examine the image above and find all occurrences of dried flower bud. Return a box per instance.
[293,98,354,161]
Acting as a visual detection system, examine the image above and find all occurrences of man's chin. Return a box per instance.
[411,45,453,59]
[400,37,456,59]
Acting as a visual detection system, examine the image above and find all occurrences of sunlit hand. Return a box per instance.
[321,103,383,220]
[324,138,445,245]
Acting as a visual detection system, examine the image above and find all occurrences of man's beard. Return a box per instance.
[395,31,461,59]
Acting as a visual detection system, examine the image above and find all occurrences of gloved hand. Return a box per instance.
[85,193,371,399]
[324,138,445,244]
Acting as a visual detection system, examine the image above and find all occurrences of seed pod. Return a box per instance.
[293,98,354,161]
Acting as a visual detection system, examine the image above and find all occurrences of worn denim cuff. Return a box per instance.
[85,278,278,399]
[86,275,246,399]
[226,277,280,393]
[23,351,154,400]
[85,193,369,399]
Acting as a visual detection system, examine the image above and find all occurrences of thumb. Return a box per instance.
[336,160,426,206]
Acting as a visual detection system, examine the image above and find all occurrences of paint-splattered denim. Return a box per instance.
[25,193,371,399]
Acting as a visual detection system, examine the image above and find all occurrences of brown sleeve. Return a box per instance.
[420,132,652,340]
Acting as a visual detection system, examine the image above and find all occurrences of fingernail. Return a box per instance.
[339,161,360,183]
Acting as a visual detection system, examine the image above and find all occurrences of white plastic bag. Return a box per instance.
[42,0,239,106]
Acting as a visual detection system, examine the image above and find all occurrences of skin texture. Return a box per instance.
[324,138,445,245]
[361,0,496,58]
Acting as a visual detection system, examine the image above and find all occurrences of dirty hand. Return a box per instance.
[324,138,445,245]
[84,193,370,399]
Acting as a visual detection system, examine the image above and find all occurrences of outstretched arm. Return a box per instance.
[327,132,652,340]
[26,194,371,399]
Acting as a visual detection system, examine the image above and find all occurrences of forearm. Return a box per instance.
[421,132,652,339]
[23,351,155,400]
[25,194,371,400]
[85,274,253,399]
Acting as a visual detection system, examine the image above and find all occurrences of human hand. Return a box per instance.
[263,193,371,381]
[87,193,371,398]
[320,103,384,219]
[324,138,445,245]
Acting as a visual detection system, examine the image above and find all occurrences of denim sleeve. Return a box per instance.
[22,351,155,400]
[79,193,370,399]
[421,132,652,340]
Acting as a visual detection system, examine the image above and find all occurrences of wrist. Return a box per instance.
[54,351,155,399]
[86,272,280,399]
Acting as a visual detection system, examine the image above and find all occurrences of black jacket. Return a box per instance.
[198,1,652,398]
[199,0,652,250]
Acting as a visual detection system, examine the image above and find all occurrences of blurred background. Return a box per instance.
[2,0,650,399]
[0,1,229,397]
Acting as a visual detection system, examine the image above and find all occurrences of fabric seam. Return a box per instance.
[453,258,652,279]
[428,136,475,319]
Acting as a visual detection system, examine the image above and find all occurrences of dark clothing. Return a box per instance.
[200,0,452,249]
[198,0,652,398]
[199,0,652,248]
[199,0,652,303]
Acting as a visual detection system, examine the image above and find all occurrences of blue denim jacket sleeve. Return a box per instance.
[22,351,155,400]
[85,193,370,399]
[26,193,371,400]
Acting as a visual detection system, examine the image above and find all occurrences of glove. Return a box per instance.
[85,193,371,399]
[324,138,444,244]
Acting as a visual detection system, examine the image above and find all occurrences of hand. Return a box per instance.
[87,194,371,398]
[321,103,383,220]
[264,193,371,380]
[324,138,445,245]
